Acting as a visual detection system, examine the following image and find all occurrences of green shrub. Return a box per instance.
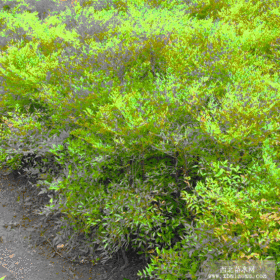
[1,0,280,279]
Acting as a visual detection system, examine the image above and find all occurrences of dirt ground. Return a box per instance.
[0,167,154,280]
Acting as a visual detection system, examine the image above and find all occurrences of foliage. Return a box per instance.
[0,0,280,279]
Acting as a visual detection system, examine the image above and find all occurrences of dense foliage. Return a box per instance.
[0,0,280,279]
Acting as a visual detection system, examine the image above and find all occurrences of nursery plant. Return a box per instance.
[0,0,280,279]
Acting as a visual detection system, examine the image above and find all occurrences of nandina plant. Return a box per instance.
[0,0,280,279]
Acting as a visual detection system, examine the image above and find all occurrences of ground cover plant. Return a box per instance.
[0,0,280,279]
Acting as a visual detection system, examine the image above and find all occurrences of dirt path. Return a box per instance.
[0,168,151,280]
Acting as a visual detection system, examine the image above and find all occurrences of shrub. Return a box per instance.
[1,0,280,279]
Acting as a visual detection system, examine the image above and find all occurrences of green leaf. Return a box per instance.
[215,168,224,177]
